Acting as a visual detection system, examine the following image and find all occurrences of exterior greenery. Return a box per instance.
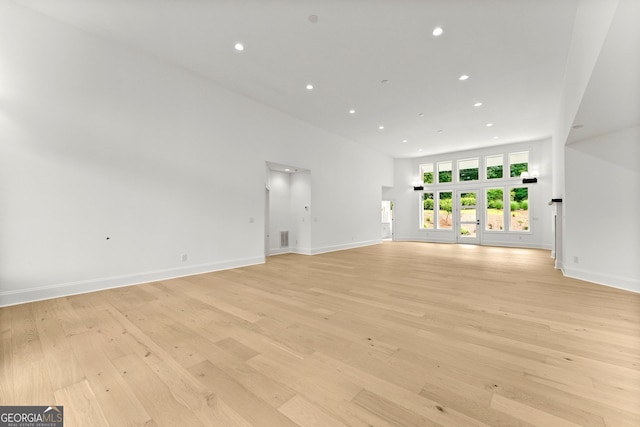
[459,168,478,181]
[510,162,528,178]
[438,170,452,183]
[461,193,476,206]
[510,187,528,210]
[423,192,434,209]
[486,188,504,209]
[487,165,503,179]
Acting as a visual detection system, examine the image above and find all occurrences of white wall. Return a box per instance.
[384,139,553,250]
[291,171,312,254]
[551,0,619,199]
[552,0,640,292]
[0,3,393,306]
[564,126,640,292]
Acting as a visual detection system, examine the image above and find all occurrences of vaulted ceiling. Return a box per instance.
[14,0,613,158]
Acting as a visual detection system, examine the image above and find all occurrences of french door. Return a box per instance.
[456,190,481,244]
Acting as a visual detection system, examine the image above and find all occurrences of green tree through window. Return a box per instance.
[423,193,434,229]
[487,165,503,179]
[439,170,452,183]
[510,163,528,178]
[459,168,478,181]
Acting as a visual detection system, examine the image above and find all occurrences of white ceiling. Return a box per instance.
[15,0,583,158]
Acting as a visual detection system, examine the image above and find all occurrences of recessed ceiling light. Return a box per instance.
[234,43,244,51]
[381,79,389,84]
[309,14,319,23]
[432,27,444,37]
[459,74,470,81]
[493,136,499,139]
[284,168,290,172]
[474,102,483,107]
[418,148,423,152]
[378,126,385,130]
[349,109,356,114]
[306,84,314,90]
[418,113,425,117]
[402,139,408,143]
[436,129,443,133]
[486,123,493,127]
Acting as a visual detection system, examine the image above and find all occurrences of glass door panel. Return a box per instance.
[457,190,480,244]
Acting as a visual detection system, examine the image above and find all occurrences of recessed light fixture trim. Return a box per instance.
[432,27,444,36]
[234,42,244,51]
[378,126,385,130]
[306,84,314,90]
[459,74,470,81]
[474,102,483,107]
[349,109,356,114]
[486,123,493,127]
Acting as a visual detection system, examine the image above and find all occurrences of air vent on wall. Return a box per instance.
[280,231,289,248]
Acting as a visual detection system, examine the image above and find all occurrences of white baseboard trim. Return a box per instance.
[392,237,551,250]
[310,239,381,255]
[393,236,454,244]
[563,267,640,294]
[481,241,552,250]
[0,256,265,307]
[268,241,382,257]
[290,248,312,255]
[267,248,291,256]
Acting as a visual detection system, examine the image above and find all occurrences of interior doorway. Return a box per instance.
[265,162,311,256]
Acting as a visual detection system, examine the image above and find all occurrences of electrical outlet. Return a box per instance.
[181,253,188,262]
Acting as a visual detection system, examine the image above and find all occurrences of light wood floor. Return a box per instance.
[1,242,639,426]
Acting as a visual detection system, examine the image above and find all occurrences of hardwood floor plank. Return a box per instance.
[247,354,397,427]
[309,351,492,427]
[9,303,55,405]
[352,388,442,427]
[54,380,110,427]
[112,353,207,427]
[184,335,297,409]
[65,331,154,426]
[0,306,13,403]
[32,300,85,391]
[419,376,536,427]
[490,393,588,427]
[279,394,351,427]
[188,359,299,427]
[2,242,639,426]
